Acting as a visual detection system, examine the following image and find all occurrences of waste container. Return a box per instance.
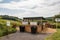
[20,25,25,32]
[31,26,37,34]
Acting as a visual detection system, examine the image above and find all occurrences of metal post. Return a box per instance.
[6,21,10,39]
[55,18,58,30]
[56,21,57,30]
[6,26,9,39]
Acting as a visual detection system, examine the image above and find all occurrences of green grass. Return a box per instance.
[0,19,21,37]
[45,21,60,40]
[0,19,21,26]
[45,29,60,40]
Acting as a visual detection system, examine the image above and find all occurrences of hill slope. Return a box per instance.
[0,15,22,21]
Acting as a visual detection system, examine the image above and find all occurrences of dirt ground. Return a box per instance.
[46,28,57,33]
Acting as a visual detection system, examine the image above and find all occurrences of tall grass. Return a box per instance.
[0,19,21,37]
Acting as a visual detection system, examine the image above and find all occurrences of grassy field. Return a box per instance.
[0,19,21,25]
[45,29,60,40]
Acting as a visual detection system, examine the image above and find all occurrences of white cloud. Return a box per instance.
[0,0,60,9]
[0,0,46,9]
[0,0,60,18]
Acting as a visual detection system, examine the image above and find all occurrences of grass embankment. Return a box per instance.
[45,22,60,40]
[45,29,60,40]
[0,19,21,37]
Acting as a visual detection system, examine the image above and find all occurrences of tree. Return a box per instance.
[55,13,60,18]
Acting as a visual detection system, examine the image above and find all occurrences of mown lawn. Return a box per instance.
[45,29,60,40]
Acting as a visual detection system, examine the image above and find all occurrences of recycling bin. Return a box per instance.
[20,25,25,32]
[31,26,37,34]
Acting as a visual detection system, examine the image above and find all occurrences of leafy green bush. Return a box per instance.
[8,28,17,34]
[53,23,60,28]
[0,29,4,37]
[0,27,17,37]
[0,21,17,37]
[0,17,21,37]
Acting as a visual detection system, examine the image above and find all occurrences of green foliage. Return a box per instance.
[0,15,22,21]
[8,28,17,34]
[45,17,53,21]
[0,26,17,37]
[45,29,60,40]
[0,18,21,37]
[55,14,60,18]
[45,14,60,22]
[0,30,4,37]
[52,23,60,28]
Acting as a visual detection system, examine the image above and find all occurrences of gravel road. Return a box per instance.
[0,31,51,40]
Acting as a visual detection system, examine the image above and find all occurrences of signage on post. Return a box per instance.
[55,18,60,22]
[6,21,10,26]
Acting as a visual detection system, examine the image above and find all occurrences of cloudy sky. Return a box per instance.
[0,0,60,18]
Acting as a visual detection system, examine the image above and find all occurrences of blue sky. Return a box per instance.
[0,0,60,18]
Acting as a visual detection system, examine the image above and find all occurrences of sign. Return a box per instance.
[43,23,46,25]
[6,21,10,26]
[30,22,37,25]
[22,22,28,25]
[55,18,60,22]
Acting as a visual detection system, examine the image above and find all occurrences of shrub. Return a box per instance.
[8,28,17,34]
[0,26,17,37]
[0,19,20,37]
[0,29,4,37]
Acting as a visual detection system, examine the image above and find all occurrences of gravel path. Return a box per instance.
[0,31,51,40]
